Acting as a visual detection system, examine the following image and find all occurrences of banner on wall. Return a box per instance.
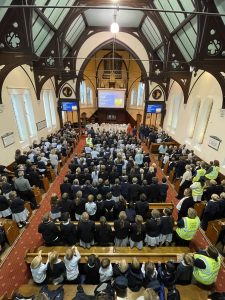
[208,136,222,151]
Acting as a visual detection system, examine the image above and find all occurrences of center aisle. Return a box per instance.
[0,137,86,296]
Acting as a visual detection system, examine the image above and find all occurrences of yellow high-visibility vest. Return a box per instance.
[176,216,200,240]
[193,253,221,285]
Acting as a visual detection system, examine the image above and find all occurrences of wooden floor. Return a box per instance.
[16,284,209,300]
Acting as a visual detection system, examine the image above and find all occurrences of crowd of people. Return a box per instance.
[1,122,224,299]
[157,141,225,247]
[0,126,79,249]
[35,125,222,297]
[30,244,221,299]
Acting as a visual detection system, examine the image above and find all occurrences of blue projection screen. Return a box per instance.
[62,102,77,111]
[146,104,163,113]
[98,89,125,108]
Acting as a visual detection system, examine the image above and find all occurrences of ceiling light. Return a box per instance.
[110,22,119,34]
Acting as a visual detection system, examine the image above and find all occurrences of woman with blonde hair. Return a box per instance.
[130,215,145,250]
[47,251,65,284]
[64,246,81,283]
[30,250,49,284]
[114,211,130,247]
[136,288,159,300]
[113,259,129,278]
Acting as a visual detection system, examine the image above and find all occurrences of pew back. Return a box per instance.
[25,246,190,264]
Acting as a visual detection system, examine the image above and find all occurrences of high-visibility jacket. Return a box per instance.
[193,254,221,285]
[86,137,93,147]
[191,182,204,197]
[193,168,206,182]
[205,166,220,180]
[176,216,200,240]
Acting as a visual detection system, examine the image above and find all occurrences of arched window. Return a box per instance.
[186,97,201,138]
[80,81,86,104]
[187,97,201,139]
[194,98,213,144]
[171,95,182,130]
[9,88,37,145]
[23,90,37,138]
[86,86,93,105]
[130,89,137,106]
[137,82,145,106]
[43,90,56,130]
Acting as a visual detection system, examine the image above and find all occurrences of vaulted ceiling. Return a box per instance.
[0,0,225,105]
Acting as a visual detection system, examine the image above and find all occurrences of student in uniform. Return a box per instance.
[83,254,100,284]
[114,211,130,247]
[47,251,66,285]
[30,250,49,284]
[145,209,161,247]
[130,215,145,250]
[64,246,81,283]
[95,216,113,246]
[77,212,95,249]
[99,258,113,283]
[60,212,77,246]
[160,208,174,246]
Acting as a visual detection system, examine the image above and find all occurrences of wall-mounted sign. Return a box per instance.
[208,135,222,151]
[1,132,15,148]
[36,120,47,131]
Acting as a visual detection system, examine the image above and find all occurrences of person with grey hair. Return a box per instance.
[14,171,39,209]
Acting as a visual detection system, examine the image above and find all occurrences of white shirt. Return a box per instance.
[49,154,58,166]
[30,263,47,283]
[91,171,99,182]
[64,250,81,280]
[180,170,192,185]
[99,263,113,282]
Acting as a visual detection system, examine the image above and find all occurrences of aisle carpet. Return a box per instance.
[0,137,86,296]
[0,137,224,295]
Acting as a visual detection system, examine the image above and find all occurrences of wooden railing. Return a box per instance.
[25,245,189,264]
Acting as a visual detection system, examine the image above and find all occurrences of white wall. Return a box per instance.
[164,71,225,175]
[0,64,60,166]
[76,31,149,75]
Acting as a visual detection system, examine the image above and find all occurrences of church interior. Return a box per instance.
[0,0,225,299]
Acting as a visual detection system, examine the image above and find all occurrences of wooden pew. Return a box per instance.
[174,178,181,193]
[163,161,169,174]
[149,142,178,154]
[32,187,42,204]
[14,284,209,300]
[16,284,144,300]
[194,201,206,219]
[205,218,225,245]
[24,202,32,219]
[25,246,190,264]
[46,166,56,182]
[168,168,175,183]
[0,218,20,246]
[40,176,50,193]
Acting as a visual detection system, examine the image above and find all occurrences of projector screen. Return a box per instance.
[98,89,126,108]
[62,102,77,111]
[146,104,163,113]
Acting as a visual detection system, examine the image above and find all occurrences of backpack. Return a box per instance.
[94,282,115,300]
